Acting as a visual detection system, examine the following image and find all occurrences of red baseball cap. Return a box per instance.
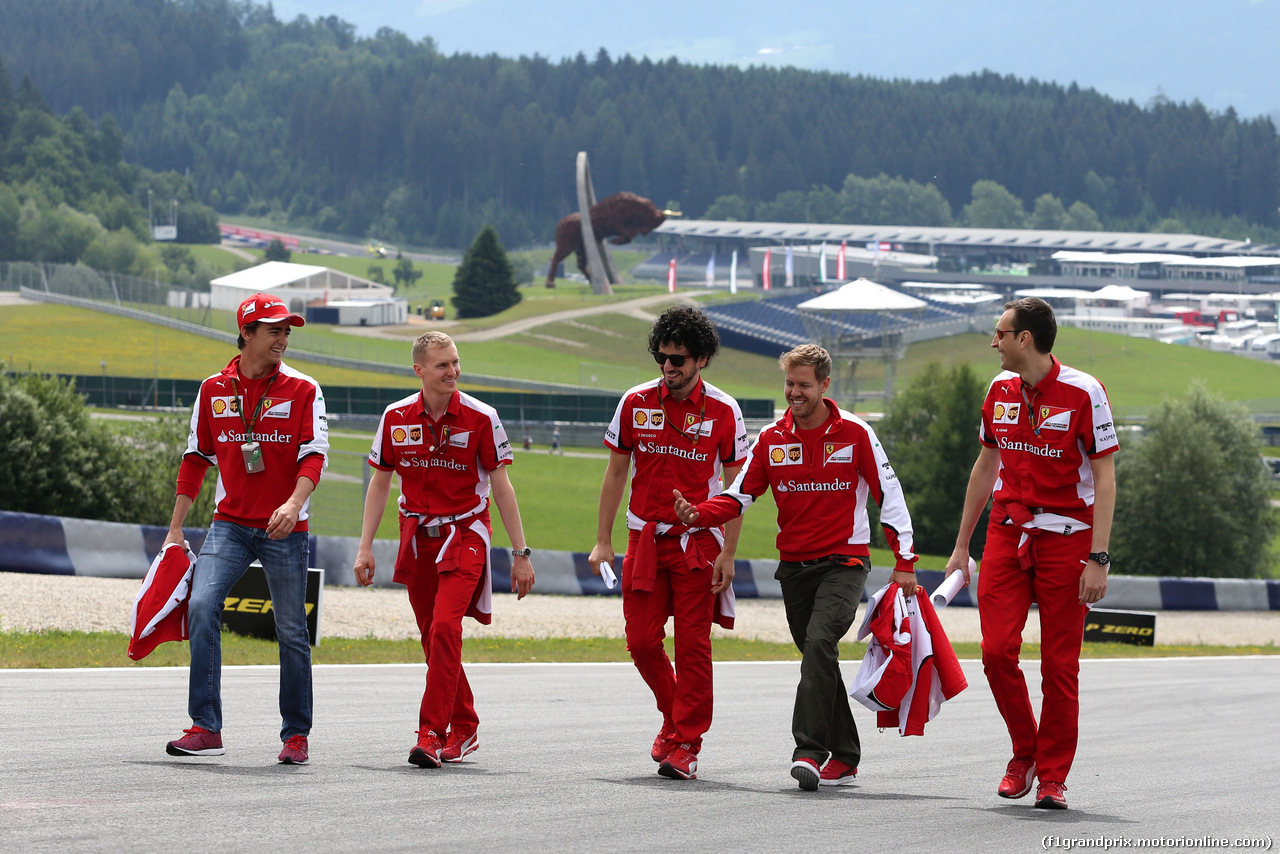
[238,293,306,328]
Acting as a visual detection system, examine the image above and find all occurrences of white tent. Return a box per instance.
[1090,284,1151,303]
[796,278,928,313]
[209,261,395,314]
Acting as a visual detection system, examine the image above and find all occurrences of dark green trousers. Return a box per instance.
[775,556,871,766]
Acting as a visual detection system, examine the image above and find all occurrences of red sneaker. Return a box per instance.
[819,759,858,787]
[790,758,820,791]
[278,735,309,765]
[997,756,1037,799]
[442,729,478,763]
[409,729,443,768]
[166,726,224,756]
[657,744,698,780]
[651,724,680,763]
[1035,781,1069,810]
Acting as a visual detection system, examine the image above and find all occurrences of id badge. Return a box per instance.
[241,441,265,473]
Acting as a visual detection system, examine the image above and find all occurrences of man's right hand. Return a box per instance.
[672,490,701,525]
[587,543,614,578]
[354,549,376,587]
[944,546,973,586]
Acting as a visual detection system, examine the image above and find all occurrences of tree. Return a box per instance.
[876,362,990,556]
[451,225,521,319]
[1030,194,1068,230]
[263,237,291,262]
[0,371,213,527]
[1112,384,1276,578]
[1063,201,1103,231]
[962,180,1028,229]
[392,257,422,293]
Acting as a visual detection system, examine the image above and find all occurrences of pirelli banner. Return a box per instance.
[221,563,324,647]
[1083,608,1156,647]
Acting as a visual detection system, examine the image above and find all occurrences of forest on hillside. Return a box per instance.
[2,0,1278,249]
[0,56,219,278]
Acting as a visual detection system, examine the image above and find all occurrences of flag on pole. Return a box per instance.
[819,243,828,283]
[729,249,738,295]
[762,248,772,291]
[837,241,847,280]
[668,258,677,293]
[785,246,794,288]
[705,254,715,288]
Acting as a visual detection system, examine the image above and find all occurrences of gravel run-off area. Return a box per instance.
[3,572,1279,648]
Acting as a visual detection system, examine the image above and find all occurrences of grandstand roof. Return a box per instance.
[797,279,928,312]
[1051,251,1191,265]
[657,220,1258,256]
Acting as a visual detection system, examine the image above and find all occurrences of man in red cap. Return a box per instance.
[162,292,329,765]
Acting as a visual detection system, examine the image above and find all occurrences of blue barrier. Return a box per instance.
[2,510,1277,611]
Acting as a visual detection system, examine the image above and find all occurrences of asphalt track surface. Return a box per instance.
[2,658,1277,853]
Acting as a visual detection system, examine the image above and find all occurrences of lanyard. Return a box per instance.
[659,394,707,445]
[230,373,278,435]
[425,422,451,453]
[1020,385,1041,438]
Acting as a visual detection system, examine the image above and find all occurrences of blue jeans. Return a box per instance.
[187,521,312,740]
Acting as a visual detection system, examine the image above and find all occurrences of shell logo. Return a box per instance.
[994,403,1005,420]
[212,399,226,415]
[770,447,785,464]
[635,411,648,426]
[392,427,407,443]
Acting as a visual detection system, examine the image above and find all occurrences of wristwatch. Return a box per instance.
[1088,551,1110,566]
[511,547,533,558]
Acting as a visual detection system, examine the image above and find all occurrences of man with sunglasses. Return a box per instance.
[589,305,750,781]
[944,297,1118,810]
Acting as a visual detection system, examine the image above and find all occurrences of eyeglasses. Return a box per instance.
[993,328,1022,339]
[654,352,689,367]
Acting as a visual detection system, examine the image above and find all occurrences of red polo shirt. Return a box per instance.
[980,356,1119,525]
[604,377,750,528]
[369,390,512,523]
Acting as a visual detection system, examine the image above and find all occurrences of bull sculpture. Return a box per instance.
[545,192,680,287]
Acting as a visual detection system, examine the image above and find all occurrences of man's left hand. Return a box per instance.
[711,551,735,595]
[1079,560,1108,605]
[266,502,302,540]
[511,556,535,600]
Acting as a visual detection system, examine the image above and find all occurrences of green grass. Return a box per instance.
[2,628,1272,669]
[0,304,412,387]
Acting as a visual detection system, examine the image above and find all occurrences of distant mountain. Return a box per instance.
[2,0,1277,251]
[273,0,1280,119]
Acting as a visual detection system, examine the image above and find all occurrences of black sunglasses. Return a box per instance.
[654,352,689,367]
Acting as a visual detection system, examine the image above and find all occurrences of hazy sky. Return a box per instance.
[269,0,1280,119]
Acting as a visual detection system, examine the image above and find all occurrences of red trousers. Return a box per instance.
[401,526,485,739]
[621,528,717,751]
[978,519,1090,783]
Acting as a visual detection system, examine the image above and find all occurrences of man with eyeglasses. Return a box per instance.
[945,297,1118,810]
[589,305,750,781]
